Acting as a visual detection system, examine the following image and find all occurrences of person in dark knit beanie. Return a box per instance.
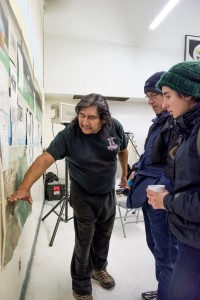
[128,70,178,300]
[147,60,200,300]
[144,71,165,94]
[143,71,167,116]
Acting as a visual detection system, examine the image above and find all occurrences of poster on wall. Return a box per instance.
[0,158,2,266]
[17,94,27,145]
[0,3,10,166]
[17,46,24,93]
[34,80,43,124]
[10,61,18,145]
[0,157,6,268]
[0,111,9,171]
[8,17,17,66]
[0,0,9,73]
[0,0,44,267]
[2,147,32,267]
[26,110,34,165]
[0,1,33,267]
[0,59,10,114]
[18,44,36,112]
[184,35,200,61]
[0,3,10,115]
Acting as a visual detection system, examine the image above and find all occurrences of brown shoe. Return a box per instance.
[92,268,115,289]
[73,292,93,300]
[141,290,157,300]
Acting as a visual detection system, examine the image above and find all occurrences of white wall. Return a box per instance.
[109,100,153,155]
[44,37,183,98]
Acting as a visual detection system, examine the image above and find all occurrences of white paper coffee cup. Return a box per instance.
[148,185,165,192]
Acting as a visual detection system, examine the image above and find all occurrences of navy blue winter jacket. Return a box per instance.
[127,112,174,208]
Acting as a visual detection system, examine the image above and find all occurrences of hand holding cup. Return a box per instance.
[148,185,166,193]
[147,185,168,209]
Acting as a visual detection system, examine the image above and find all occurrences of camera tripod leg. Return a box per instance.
[43,133,72,246]
[49,196,67,246]
[42,197,64,221]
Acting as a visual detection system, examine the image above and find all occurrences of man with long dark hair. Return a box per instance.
[8,93,128,300]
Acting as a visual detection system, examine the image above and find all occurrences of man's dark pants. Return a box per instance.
[142,203,179,300]
[70,181,116,295]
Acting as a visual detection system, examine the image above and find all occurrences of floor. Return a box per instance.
[24,196,157,300]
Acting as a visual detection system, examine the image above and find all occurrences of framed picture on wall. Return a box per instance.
[184,35,200,61]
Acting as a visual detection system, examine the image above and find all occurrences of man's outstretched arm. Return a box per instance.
[8,151,55,204]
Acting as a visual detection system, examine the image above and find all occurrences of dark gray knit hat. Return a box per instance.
[144,71,165,94]
[157,61,200,98]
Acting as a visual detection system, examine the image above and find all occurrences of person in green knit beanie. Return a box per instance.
[147,60,200,300]
[157,61,200,99]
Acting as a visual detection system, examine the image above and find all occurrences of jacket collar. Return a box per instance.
[175,102,200,129]
[152,111,169,124]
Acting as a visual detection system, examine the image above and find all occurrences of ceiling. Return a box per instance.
[44,0,200,49]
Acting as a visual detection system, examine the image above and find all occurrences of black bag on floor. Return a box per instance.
[44,172,59,199]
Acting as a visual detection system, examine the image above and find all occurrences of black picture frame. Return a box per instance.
[184,35,200,61]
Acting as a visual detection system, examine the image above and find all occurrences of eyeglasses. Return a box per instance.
[145,93,159,101]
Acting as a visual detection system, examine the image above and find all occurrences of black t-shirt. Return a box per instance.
[46,118,127,194]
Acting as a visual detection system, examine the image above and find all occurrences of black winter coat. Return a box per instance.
[164,103,200,249]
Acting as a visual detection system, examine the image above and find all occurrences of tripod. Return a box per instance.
[125,132,141,158]
[42,127,73,246]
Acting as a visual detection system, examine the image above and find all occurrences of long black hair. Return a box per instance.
[72,93,112,136]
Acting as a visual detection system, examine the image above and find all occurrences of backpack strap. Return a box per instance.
[197,128,200,155]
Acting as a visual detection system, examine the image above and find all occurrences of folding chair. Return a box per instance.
[115,193,143,238]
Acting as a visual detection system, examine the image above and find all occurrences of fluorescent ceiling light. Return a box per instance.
[149,0,181,30]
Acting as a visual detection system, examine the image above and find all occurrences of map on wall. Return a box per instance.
[1,147,31,267]
[0,0,42,268]
[0,0,44,267]
[0,158,5,268]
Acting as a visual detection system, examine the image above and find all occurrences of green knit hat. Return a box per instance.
[157,61,200,98]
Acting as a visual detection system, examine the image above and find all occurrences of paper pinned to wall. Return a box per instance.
[2,147,31,268]
[0,156,6,269]
[0,111,9,171]
[0,60,10,115]
[10,61,18,145]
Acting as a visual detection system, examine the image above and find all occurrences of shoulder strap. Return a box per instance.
[197,128,200,155]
